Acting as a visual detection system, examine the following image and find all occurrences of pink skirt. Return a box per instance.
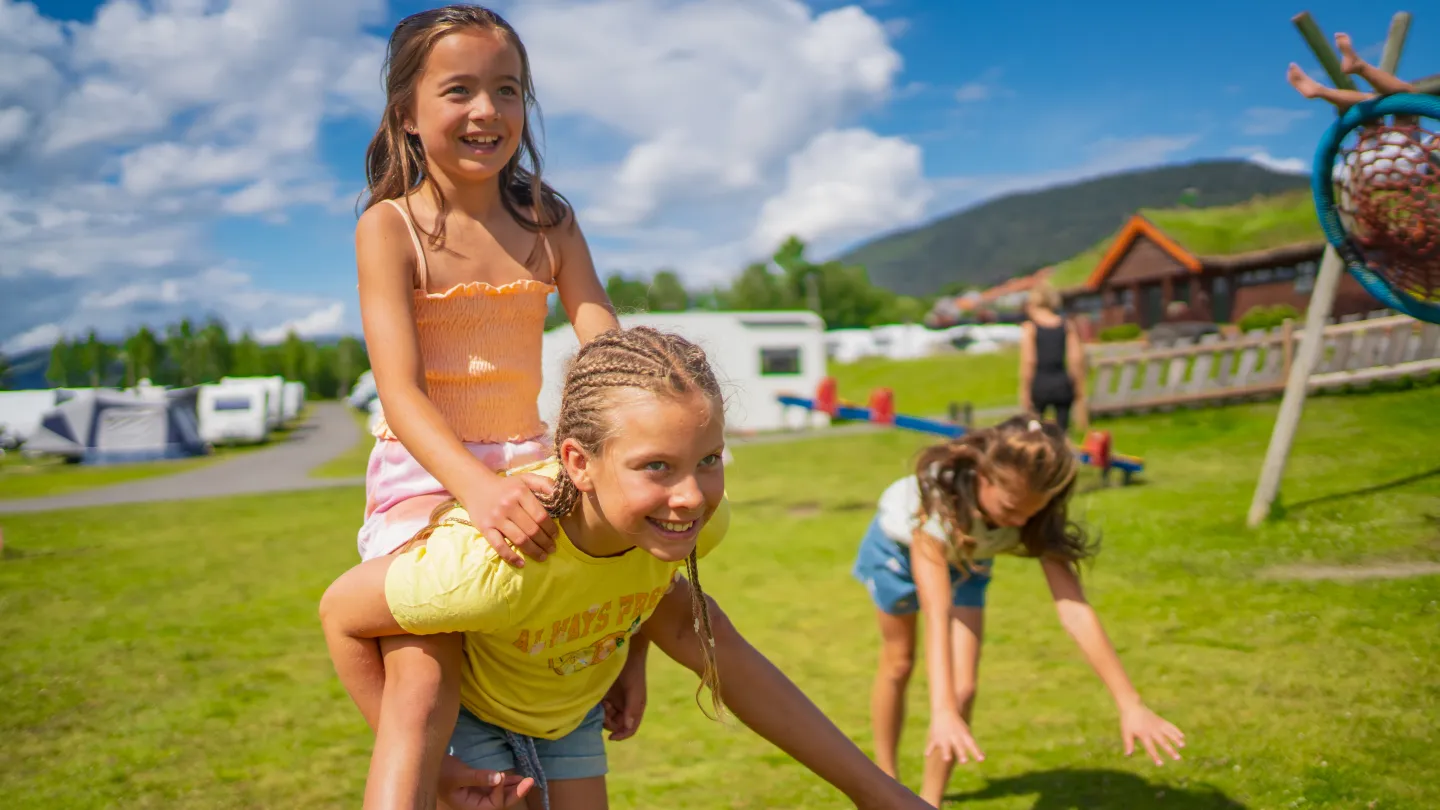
[357,436,550,561]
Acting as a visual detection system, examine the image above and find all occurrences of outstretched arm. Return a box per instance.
[643,576,933,810]
[1040,557,1185,766]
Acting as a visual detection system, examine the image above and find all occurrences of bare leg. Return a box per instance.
[1288,63,1375,110]
[366,635,465,810]
[870,610,918,779]
[541,776,608,810]
[1337,33,1415,94]
[919,607,984,808]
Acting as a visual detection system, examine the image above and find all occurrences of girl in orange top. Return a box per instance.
[350,7,622,805]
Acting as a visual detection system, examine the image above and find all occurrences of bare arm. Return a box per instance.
[644,578,931,810]
[911,533,959,716]
[551,213,619,344]
[356,205,554,564]
[1018,321,1036,412]
[1040,557,1185,764]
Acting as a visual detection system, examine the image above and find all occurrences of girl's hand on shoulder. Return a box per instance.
[1119,702,1185,766]
[461,474,558,567]
[925,710,985,765]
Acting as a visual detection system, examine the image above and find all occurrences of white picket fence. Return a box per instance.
[1087,315,1440,415]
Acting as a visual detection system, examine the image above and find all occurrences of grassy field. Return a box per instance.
[2,388,1438,808]
[830,349,1021,416]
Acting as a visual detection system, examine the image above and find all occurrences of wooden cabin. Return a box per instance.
[1060,215,1378,330]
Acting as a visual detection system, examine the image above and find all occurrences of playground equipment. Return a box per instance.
[1249,10,1440,526]
[778,377,1145,485]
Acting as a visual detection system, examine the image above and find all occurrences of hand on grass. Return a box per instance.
[460,473,558,568]
[1120,703,1185,766]
[439,754,534,810]
[925,710,985,765]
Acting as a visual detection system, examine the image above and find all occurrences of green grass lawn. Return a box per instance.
[0,423,303,501]
[2,388,1438,808]
[830,350,1022,416]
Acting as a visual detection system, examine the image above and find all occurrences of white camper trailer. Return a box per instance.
[0,389,63,448]
[26,389,207,464]
[198,383,271,445]
[220,375,285,429]
[539,311,826,434]
[282,381,306,423]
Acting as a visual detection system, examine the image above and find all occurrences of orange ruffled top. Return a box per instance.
[371,199,553,445]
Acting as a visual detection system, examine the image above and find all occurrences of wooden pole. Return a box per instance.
[1246,248,1345,526]
[1247,11,1415,528]
[1378,13,1411,74]
[1292,12,1357,90]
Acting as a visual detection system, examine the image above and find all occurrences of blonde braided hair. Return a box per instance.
[539,326,728,721]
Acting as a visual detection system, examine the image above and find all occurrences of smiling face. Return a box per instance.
[562,388,726,563]
[406,28,526,183]
[975,468,1051,529]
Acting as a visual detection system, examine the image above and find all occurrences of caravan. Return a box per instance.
[198,383,271,445]
[220,375,285,429]
[25,389,208,464]
[282,381,307,423]
[0,389,63,449]
[540,311,827,433]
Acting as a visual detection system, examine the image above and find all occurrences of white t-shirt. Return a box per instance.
[876,475,1023,561]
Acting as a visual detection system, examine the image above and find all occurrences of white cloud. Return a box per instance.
[954,67,1004,103]
[0,106,29,150]
[1240,106,1312,136]
[256,303,346,343]
[1244,151,1308,175]
[0,0,384,349]
[510,0,903,228]
[2,322,61,356]
[752,128,930,253]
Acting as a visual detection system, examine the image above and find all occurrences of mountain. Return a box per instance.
[839,160,1312,296]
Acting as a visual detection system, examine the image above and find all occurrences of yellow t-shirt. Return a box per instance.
[384,492,729,740]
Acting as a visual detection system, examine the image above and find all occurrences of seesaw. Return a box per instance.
[778,377,1144,485]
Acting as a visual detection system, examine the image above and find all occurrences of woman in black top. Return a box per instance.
[1019,281,1087,432]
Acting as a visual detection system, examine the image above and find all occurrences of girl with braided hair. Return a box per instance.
[321,326,938,810]
[852,417,1185,806]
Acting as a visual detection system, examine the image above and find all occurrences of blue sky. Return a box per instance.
[2,0,1434,354]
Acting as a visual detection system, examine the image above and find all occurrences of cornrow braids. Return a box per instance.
[537,326,727,720]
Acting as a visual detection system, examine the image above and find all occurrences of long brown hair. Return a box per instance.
[914,415,1095,574]
[540,326,728,721]
[361,5,569,249]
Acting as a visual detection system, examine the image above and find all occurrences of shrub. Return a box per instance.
[1237,304,1301,333]
[1098,323,1143,342]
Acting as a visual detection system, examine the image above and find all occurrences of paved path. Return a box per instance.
[0,402,365,515]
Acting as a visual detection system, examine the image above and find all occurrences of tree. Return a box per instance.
[280,330,308,382]
[646,270,689,312]
[604,273,650,314]
[46,339,71,387]
[164,319,199,386]
[122,326,161,386]
[0,351,10,390]
[333,336,368,397]
[720,262,793,311]
[231,332,266,377]
[78,330,116,388]
[196,317,232,383]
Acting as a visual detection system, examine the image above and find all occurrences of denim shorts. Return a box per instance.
[448,702,607,782]
[852,516,992,615]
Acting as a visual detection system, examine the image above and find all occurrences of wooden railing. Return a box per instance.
[1087,315,1440,415]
